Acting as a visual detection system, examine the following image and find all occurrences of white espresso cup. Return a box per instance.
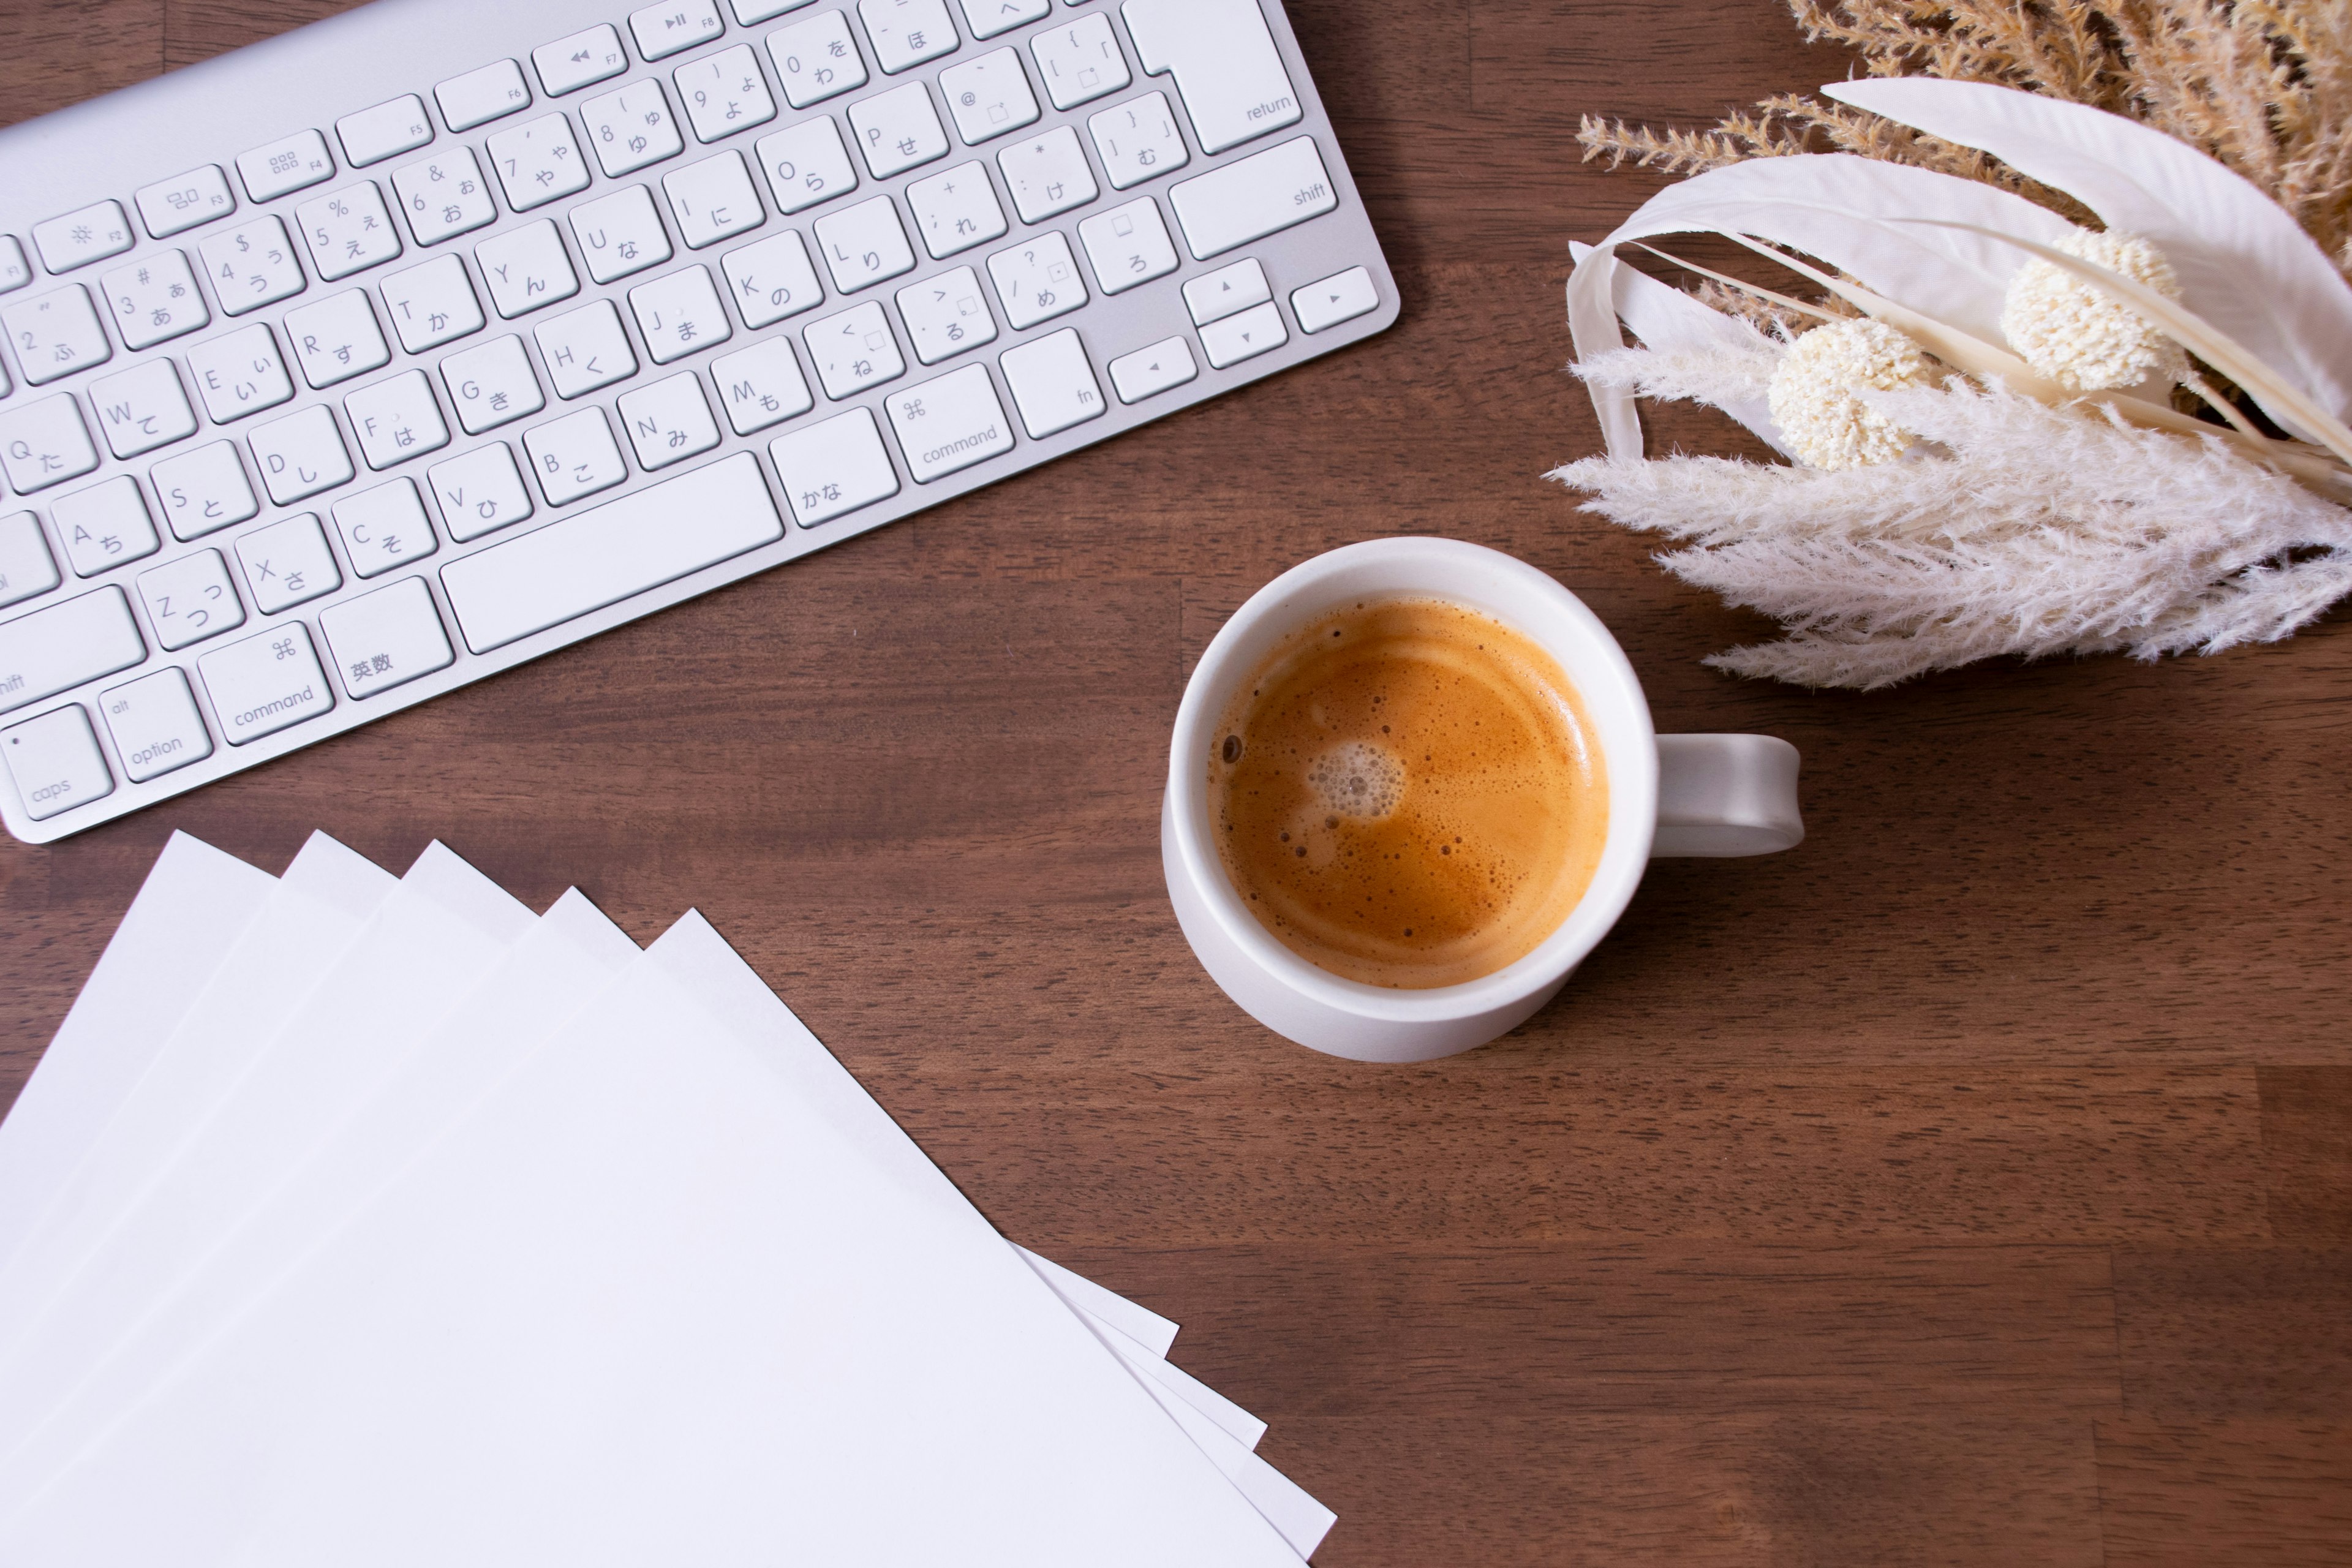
[1161,538,1803,1063]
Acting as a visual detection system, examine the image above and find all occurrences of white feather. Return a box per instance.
[1826,77,2352,439]
[1569,155,2073,456]
[1569,241,1793,456]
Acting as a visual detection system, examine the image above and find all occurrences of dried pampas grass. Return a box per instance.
[1554,350,2352,687]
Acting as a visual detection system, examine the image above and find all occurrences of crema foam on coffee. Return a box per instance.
[1208,597,1608,989]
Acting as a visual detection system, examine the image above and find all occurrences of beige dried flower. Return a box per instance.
[1765,318,1938,468]
[2000,228,2188,390]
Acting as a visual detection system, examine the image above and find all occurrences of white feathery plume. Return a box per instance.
[1551,360,2352,688]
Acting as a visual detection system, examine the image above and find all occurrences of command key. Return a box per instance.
[198,622,334,744]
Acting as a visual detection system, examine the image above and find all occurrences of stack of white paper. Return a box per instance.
[0,831,1335,1566]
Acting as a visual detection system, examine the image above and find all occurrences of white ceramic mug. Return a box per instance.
[1161,538,1804,1063]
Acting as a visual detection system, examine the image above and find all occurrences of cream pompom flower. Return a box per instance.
[1765,318,1938,469]
[2000,228,2188,392]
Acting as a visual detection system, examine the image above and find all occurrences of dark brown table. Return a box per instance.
[5,2,2348,1560]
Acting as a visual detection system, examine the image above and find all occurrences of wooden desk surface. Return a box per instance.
[4,1,2348,1560]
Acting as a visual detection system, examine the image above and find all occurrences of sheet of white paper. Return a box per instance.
[1,943,1309,1567]
[0,835,394,1357]
[1019,1245,1181,1357]
[0,835,273,1264]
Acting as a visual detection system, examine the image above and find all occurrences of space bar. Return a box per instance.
[440,454,785,654]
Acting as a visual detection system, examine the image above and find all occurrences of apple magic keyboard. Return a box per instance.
[0,0,1396,843]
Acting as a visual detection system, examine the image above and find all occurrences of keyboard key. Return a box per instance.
[199,621,334,744]
[235,511,340,611]
[1030,12,1127,110]
[523,407,628,504]
[100,666,214,780]
[907,163,1007,258]
[1198,298,1285,368]
[476,219,581,317]
[630,0,726,61]
[53,477,161,576]
[628,265,734,363]
[488,115,592,213]
[1292,265,1378,333]
[986,231,1084,329]
[939,47,1039,144]
[285,290,393,388]
[537,299,639,398]
[2,704,112,819]
[813,195,916,292]
[393,148,499,245]
[804,299,904,397]
[323,576,454,698]
[137,546,246,649]
[345,369,452,469]
[4,285,112,385]
[89,359,198,459]
[663,151,766,249]
[336,97,435,168]
[441,336,546,434]
[153,442,261,540]
[886,363,1011,481]
[1123,0,1299,155]
[236,130,337,203]
[895,265,997,363]
[710,337,813,434]
[428,441,535,541]
[533,25,629,96]
[618,372,722,470]
[381,254,486,352]
[1184,256,1268,324]
[769,407,899,526]
[733,0,815,21]
[1089,91,1188,189]
[998,327,1102,437]
[768,10,869,109]
[995,126,1096,223]
[249,405,354,505]
[754,117,859,214]
[860,0,959,72]
[200,217,307,315]
[435,59,533,132]
[1107,333,1196,402]
[0,237,29,293]
[331,478,439,575]
[676,45,778,141]
[0,587,145,716]
[581,80,688,178]
[1077,197,1177,294]
[440,450,782,652]
[849,82,949,178]
[134,166,236,239]
[0,511,62,609]
[187,323,296,422]
[722,230,824,326]
[100,250,208,350]
[571,186,676,283]
[0,395,100,494]
[956,0,1047,42]
[1167,135,1334,260]
[34,201,137,273]
[296,181,404,281]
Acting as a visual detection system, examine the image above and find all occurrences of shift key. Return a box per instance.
[0,587,146,717]
[1167,137,1336,262]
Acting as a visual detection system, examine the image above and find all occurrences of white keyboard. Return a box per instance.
[0,0,1395,843]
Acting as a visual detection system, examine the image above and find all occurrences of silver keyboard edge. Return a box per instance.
[0,0,1398,844]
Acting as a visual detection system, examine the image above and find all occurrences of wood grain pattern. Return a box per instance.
[2,0,2347,1559]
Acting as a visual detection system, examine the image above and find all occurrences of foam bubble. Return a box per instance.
[1306,741,1404,818]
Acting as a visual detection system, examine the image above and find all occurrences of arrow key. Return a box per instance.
[1197,300,1287,370]
[1107,335,1199,404]
[1183,257,1271,326]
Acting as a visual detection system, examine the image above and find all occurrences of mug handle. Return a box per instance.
[1653,735,1804,857]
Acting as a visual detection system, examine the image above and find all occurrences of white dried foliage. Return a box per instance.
[1766,318,1940,467]
[2000,228,2190,391]
[1552,353,2352,688]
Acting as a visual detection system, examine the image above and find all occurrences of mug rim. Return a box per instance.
[1166,537,1659,1023]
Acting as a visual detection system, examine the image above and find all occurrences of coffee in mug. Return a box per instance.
[1206,596,1608,989]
